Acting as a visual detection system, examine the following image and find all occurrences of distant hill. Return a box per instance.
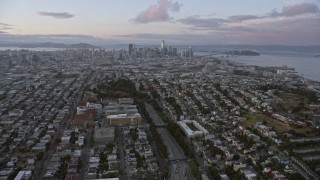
[68,43,98,48]
[0,42,99,48]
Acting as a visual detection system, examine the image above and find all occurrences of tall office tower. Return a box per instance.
[128,44,133,56]
[161,40,165,50]
[188,47,193,57]
[17,54,23,65]
[173,48,178,56]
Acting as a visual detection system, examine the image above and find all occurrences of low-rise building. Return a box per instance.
[107,113,141,126]
[94,127,115,143]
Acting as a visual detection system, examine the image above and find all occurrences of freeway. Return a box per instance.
[156,128,186,161]
[145,103,185,161]
[145,103,166,127]
[145,103,194,180]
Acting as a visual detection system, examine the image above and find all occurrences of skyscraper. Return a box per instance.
[188,47,193,57]
[161,40,165,50]
[128,44,133,56]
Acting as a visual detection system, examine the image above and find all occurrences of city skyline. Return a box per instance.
[1,0,320,45]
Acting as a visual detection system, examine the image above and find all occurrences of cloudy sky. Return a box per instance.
[0,0,320,45]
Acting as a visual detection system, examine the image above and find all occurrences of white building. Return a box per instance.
[177,120,208,138]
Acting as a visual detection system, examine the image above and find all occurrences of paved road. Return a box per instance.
[145,103,166,127]
[35,72,92,179]
[157,128,186,161]
[116,127,127,179]
[168,161,194,180]
[33,80,72,179]
[270,145,313,180]
[291,163,311,180]
[145,103,194,180]
[145,103,185,161]
[77,131,91,180]
[35,99,75,179]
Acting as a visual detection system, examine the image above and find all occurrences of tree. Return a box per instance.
[36,152,44,160]
[136,153,144,168]
[103,172,119,178]
[153,79,160,85]
[106,143,115,150]
[77,158,82,172]
[189,160,201,180]
[45,142,51,151]
[69,131,77,144]
[99,152,108,172]
[232,154,240,161]
[130,128,138,141]
[8,167,22,180]
[286,173,305,180]
[90,131,94,147]
[208,166,221,180]
[139,83,145,91]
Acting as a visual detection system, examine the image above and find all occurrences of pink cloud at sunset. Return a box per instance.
[133,0,182,23]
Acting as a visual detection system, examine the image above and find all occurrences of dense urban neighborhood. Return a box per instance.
[0,44,320,180]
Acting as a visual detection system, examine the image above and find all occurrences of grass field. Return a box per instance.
[242,114,311,135]
[278,92,308,109]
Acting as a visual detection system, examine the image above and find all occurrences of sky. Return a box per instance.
[0,0,320,46]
